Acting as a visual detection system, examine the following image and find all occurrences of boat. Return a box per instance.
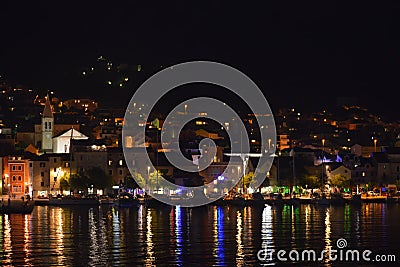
[99,195,115,205]
[264,192,284,207]
[362,195,387,203]
[227,194,247,207]
[135,193,168,207]
[312,194,330,206]
[115,193,139,208]
[34,195,50,206]
[330,193,348,205]
[213,192,247,207]
[48,195,100,206]
[287,197,300,206]
[142,195,169,207]
[298,196,312,204]
[246,192,266,207]
[349,194,362,205]
[0,200,35,214]
[272,193,285,208]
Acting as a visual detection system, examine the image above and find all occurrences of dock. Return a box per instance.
[0,199,35,214]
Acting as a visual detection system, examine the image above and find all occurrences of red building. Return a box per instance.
[3,156,31,197]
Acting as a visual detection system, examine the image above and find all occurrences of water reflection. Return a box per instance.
[261,205,273,264]
[112,207,121,264]
[236,210,244,267]
[304,205,311,243]
[344,204,350,236]
[173,206,181,266]
[0,204,399,266]
[88,207,108,266]
[213,206,225,266]
[24,215,31,264]
[355,205,361,246]
[52,208,65,265]
[324,208,331,264]
[144,208,155,266]
[3,214,12,265]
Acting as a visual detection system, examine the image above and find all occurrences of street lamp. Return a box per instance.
[270,152,281,189]
[147,166,150,193]
[237,166,242,193]
[373,138,377,152]
[278,151,281,188]
[321,139,325,194]
[184,104,188,114]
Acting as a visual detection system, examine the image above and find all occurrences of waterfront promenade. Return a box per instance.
[28,194,400,208]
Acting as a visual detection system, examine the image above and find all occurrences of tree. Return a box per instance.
[331,174,351,190]
[244,171,254,188]
[69,172,89,193]
[86,167,113,191]
[15,141,28,151]
[149,170,165,188]
[301,175,321,189]
[125,175,135,189]
[365,181,376,192]
[125,173,144,189]
[59,177,70,192]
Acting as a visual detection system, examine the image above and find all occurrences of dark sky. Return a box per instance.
[0,1,399,119]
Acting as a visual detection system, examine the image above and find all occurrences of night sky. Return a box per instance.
[1,1,399,120]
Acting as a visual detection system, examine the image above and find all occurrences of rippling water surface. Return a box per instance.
[0,203,399,266]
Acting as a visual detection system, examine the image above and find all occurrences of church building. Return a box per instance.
[41,94,54,152]
[34,95,87,154]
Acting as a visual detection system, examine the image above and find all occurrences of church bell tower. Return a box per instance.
[41,94,54,152]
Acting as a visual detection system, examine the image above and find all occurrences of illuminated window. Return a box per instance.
[12,185,22,192]
[119,160,123,166]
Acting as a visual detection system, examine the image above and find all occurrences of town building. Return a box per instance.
[52,128,88,153]
[2,156,31,197]
[33,95,80,153]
